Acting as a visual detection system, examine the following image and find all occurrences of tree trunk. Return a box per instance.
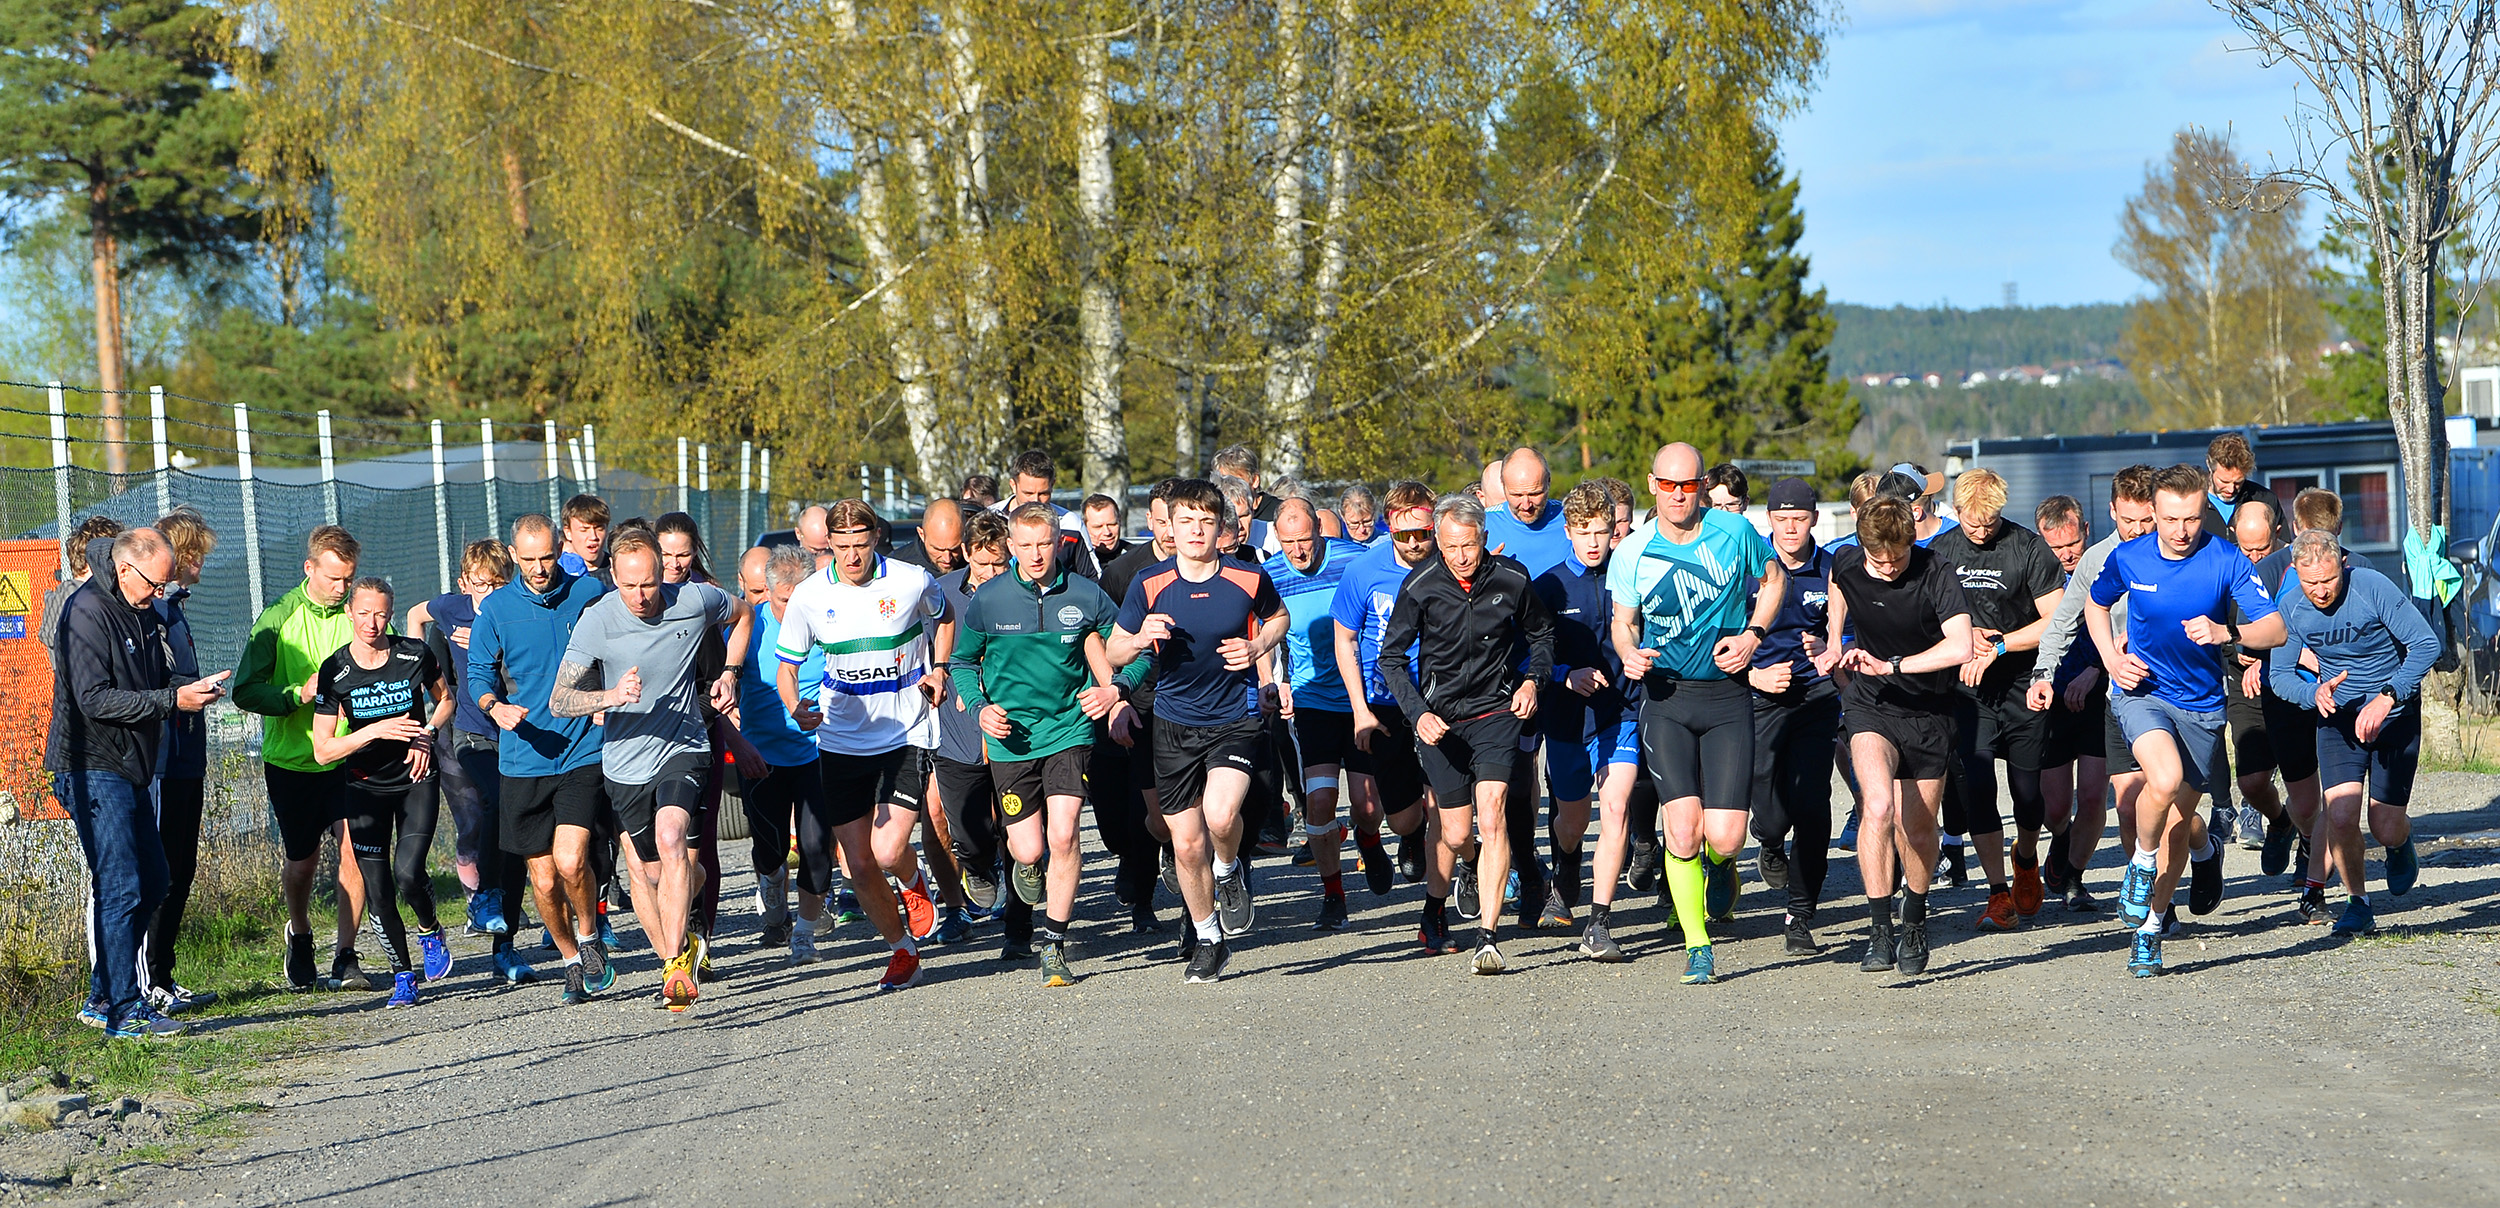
[943,0,1011,467]
[903,125,969,444]
[831,0,943,490]
[88,186,127,477]
[1075,21,1127,503]
[1261,0,1310,477]
[500,137,532,236]
[2385,229,2449,545]
[1264,0,1355,481]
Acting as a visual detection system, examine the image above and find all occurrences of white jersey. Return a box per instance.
[774,555,949,755]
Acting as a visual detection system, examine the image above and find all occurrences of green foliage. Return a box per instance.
[1826,302,2130,379]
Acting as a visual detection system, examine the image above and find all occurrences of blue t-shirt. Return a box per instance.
[738,600,825,768]
[424,592,494,736]
[2090,530,2278,711]
[1485,501,1573,579]
[1606,510,1774,682]
[1329,542,1423,708]
[1263,538,1367,712]
[468,568,609,777]
[1116,556,1284,727]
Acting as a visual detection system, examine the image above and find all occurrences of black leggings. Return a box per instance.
[1640,678,1755,812]
[1089,726,1161,906]
[1750,694,1841,920]
[742,760,840,897]
[1954,738,2047,838]
[344,778,442,974]
[453,738,532,952]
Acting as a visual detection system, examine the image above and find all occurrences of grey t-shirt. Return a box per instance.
[562,581,737,784]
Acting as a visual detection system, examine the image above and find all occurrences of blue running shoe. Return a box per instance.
[2333,898,2377,934]
[2119,860,2154,926]
[2385,841,2419,896]
[1836,813,1859,852]
[105,1008,186,1040]
[1681,944,1717,985]
[834,889,864,926]
[416,928,454,982]
[466,889,510,936]
[493,949,537,985]
[934,907,971,945]
[2128,929,2162,977]
[1504,869,1519,905]
[77,999,110,1029]
[386,970,419,1009]
[596,914,619,952]
[585,943,617,994]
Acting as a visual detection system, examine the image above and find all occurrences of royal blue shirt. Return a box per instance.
[1329,542,1425,708]
[1117,556,1284,727]
[1485,501,1574,579]
[1263,538,1367,712]
[468,568,608,777]
[2090,530,2278,712]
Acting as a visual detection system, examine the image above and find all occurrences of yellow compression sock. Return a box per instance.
[1664,851,1712,949]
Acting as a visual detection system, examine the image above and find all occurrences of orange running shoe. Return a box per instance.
[877,946,923,992]
[898,872,938,940]
[663,953,698,1013]
[1976,888,2021,932]
[2011,860,2045,918]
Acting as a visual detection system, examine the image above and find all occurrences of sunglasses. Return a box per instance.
[1389,529,1435,543]
[1650,476,1705,495]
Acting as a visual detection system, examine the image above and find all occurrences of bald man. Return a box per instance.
[2222,497,2287,855]
[1477,461,1504,506]
[795,506,833,570]
[897,498,968,577]
[738,546,772,607]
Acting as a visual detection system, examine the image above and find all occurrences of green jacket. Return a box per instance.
[233,582,355,772]
[952,566,1118,761]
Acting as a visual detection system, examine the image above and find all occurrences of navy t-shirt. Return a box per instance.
[1116,555,1284,727]
[1750,542,1835,696]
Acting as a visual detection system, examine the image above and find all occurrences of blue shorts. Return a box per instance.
[1547,713,1641,802]
[2317,698,2421,807]
[2110,692,2228,795]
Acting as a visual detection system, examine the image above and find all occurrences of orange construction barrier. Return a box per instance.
[0,539,63,821]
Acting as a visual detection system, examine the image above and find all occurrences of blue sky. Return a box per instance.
[1779,0,2314,308]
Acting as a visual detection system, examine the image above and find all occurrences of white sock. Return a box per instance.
[1214,857,1239,879]
[2195,833,2220,861]
[2130,850,2157,871]
[1194,913,1222,944]
[2138,910,2166,935]
[892,935,916,956]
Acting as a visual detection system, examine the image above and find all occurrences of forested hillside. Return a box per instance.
[1828,303,2132,378]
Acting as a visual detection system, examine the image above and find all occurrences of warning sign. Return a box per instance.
[0,541,61,819]
[0,571,27,615]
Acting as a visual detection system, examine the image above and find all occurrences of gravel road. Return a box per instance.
[94,771,2500,1207]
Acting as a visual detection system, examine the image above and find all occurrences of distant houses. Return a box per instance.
[1853,359,2129,389]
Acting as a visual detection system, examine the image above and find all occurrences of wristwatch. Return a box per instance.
[1888,655,1904,676]
[1990,636,2007,657]
[2225,620,2242,643]
[2377,685,2397,702]
[1745,624,1767,640]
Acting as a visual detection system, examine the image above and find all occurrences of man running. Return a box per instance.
[1928,468,2067,932]
[551,529,745,1010]
[736,543,839,964]
[559,494,612,583]
[1376,493,1554,975]
[2086,465,2283,977]
[1339,485,1382,546]
[1263,498,1389,930]
[952,504,1124,986]
[1816,497,1973,977]
[1484,448,1571,919]
[776,499,952,991]
[2263,487,2379,916]
[1109,479,1288,983]
[2268,531,2437,933]
[2030,495,2108,913]
[930,512,1039,957]
[1742,477,1841,956]
[1609,443,1784,985]
[1333,482,1450,945]
[410,541,523,962]
[1535,482,1641,959]
[2225,495,2291,858]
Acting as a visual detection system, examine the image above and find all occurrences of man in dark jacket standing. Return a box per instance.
[48,528,228,1040]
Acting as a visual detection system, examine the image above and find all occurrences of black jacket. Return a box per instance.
[1376,553,1555,721]
[46,576,190,787]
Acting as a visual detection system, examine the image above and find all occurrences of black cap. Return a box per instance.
[1874,471,1926,503]
[1765,477,1817,513]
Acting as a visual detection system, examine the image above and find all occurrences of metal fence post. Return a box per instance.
[884,466,895,515]
[760,448,772,532]
[432,420,452,595]
[150,386,169,517]
[859,463,870,503]
[47,382,70,578]
[739,441,753,552]
[584,424,600,494]
[235,404,265,615]
[697,443,711,549]
[677,436,689,513]
[481,418,500,537]
[316,409,339,526]
[567,438,586,483]
[543,420,561,517]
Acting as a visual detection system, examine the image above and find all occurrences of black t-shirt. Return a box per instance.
[315,636,440,789]
[1832,545,1971,706]
[1928,521,2065,687]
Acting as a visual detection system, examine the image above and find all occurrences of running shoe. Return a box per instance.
[695,933,718,983]
[465,890,506,937]
[2188,846,2225,915]
[961,863,1001,913]
[105,1008,186,1041]
[1396,832,1424,884]
[2236,804,2266,851]
[1894,918,1930,976]
[1291,841,1315,867]
[1001,935,1036,961]
[1253,827,1292,859]
[1932,843,1969,891]
[1860,921,1896,973]
[1537,883,1573,930]
[1471,935,1508,975]
[1977,889,2020,932]
[934,906,972,945]
[1130,904,1162,934]
[2332,898,2377,935]
[285,933,319,989]
[145,984,218,1016]
[1010,861,1046,909]
[1216,864,1257,934]
[583,941,616,995]
[1758,843,1790,891]
[416,928,454,982]
[899,872,940,939]
[663,953,698,1012]
[494,949,538,985]
[1316,894,1349,932]
[877,947,924,991]
[1417,912,1453,955]
[2066,882,2100,914]
[1040,941,1078,988]
[1453,858,1480,921]
[2128,929,2162,977]
[2119,860,2154,926]
[1183,937,1230,983]
[833,889,864,927]
[759,919,792,949]
[78,999,110,1029]
[1680,944,1716,985]
[1159,846,1181,898]
[330,949,374,992]
[2386,840,2420,896]
[1835,814,1859,852]
[596,912,619,952]
[2041,845,2071,896]
[1627,839,1661,891]
[1357,833,1394,896]
[1504,868,1520,906]
[1704,855,1737,924]
[2261,815,2296,877]
[386,971,419,1009]
[562,963,590,1006]
[2292,835,2314,889]
[1579,918,1624,962]
[790,925,820,965]
[1784,915,1818,956]
[2297,888,2331,925]
[2206,804,2236,848]
[2012,860,2045,918]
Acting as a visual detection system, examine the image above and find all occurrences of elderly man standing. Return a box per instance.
[52,528,230,1039]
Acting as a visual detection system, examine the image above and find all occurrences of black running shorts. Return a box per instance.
[1346,706,1429,813]
[265,763,345,863]
[1417,711,1522,806]
[1152,715,1264,816]
[609,751,710,864]
[992,746,1091,824]
[2259,693,2321,783]
[1954,685,2048,772]
[2225,675,2276,777]
[1846,690,1956,782]
[501,763,604,858]
[1290,708,1357,771]
[819,746,929,828]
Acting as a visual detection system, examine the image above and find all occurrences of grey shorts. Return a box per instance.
[2110,693,2228,795]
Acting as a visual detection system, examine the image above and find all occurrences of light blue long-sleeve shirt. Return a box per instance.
[2267,566,2441,714]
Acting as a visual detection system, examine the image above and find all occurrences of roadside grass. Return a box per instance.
[2424,709,2500,774]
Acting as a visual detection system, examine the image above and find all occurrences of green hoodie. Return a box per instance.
[233,582,355,772]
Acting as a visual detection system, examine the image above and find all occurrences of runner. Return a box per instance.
[2266,531,2439,934]
[1109,479,1289,983]
[1332,481,1449,944]
[1339,484,1382,546]
[1928,468,2067,932]
[2086,464,2284,977]
[2029,495,2108,913]
[312,578,456,1009]
[993,449,1101,576]
[774,499,952,992]
[1084,493,1134,567]
[895,497,970,577]
[2225,495,2291,858]
[1376,493,1554,975]
[1262,498,1386,930]
[1705,464,1749,515]
[558,494,611,583]
[2265,487,2382,914]
[1815,497,1973,977]
[409,542,523,958]
[1742,477,1841,956]
[930,512,1042,958]
[469,514,613,1005]
[734,543,839,964]
[1609,443,1784,985]
[1485,447,1572,920]
[952,504,1125,986]
[1533,482,1640,959]
[232,525,369,991]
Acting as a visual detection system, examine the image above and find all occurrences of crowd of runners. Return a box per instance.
[47,432,2447,1036]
